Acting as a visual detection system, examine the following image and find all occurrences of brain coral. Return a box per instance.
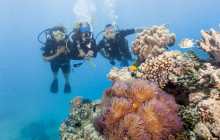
[93,79,183,140]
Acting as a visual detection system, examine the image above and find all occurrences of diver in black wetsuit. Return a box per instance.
[70,20,97,60]
[97,24,147,66]
[42,24,75,93]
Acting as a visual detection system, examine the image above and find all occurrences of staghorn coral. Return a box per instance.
[93,79,183,140]
[131,25,176,64]
[196,24,220,64]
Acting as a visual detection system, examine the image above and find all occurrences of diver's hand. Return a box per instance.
[78,49,86,57]
[87,50,94,57]
[84,50,94,60]
[56,46,65,56]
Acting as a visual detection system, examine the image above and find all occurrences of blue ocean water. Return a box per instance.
[0,0,219,139]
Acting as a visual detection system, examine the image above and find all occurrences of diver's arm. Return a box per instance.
[43,46,65,62]
[134,27,150,33]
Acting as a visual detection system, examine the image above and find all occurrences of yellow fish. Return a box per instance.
[130,66,137,70]
[178,38,195,48]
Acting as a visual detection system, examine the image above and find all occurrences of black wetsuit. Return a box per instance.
[70,37,97,60]
[42,39,73,73]
[97,29,135,66]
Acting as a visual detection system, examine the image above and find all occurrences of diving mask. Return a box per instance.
[53,31,65,39]
[104,30,115,38]
[81,32,91,38]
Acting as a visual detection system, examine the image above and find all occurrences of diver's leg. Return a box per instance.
[63,73,69,84]
[53,72,58,80]
[62,62,71,93]
[50,63,59,93]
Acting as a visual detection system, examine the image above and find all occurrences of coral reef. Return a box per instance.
[196,89,220,139]
[108,50,215,91]
[107,50,219,107]
[131,25,176,64]
[178,105,201,138]
[196,24,220,64]
[93,79,183,140]
[59,96,103,140]
[186,88,220,139]
[135,50,208,90]
[60,24,220,140]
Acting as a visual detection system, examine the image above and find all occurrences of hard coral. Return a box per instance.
[198,63,220,86]
[137,51,181,88]
[93,79,183,140]
[196,24,220,64]
[60,96,103,140]
[107,67,133,82]
[197,89,220,138]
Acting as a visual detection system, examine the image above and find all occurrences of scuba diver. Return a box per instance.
[96,24,148,66]
[40,24,75,93]
[70,20,97,60]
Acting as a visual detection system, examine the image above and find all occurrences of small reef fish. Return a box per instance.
[130,66,138,70]
[132,103,137,109]
[178,38,195,48]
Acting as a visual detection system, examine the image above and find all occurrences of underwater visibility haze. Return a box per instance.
[0,0,220,139]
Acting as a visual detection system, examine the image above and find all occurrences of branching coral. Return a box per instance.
[93,79,183,140]
[131,25,176,64]
[196,24,220,64]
